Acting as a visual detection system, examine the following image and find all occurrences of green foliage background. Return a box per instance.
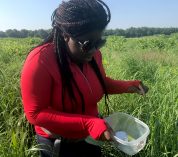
[0,34,177,157]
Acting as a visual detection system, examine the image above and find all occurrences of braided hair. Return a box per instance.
[42,0,111,115]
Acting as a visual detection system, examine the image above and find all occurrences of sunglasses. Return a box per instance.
[75,38,106,53]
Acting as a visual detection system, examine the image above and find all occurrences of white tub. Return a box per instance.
[105,112,150,156]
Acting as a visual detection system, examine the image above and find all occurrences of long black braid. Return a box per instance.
[39,0,111,115]
[90,58,110,115]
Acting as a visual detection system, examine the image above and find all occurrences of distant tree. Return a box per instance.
[0,31,7,37]
[36,29,49,39]
[104,29,115,36]
[6,29,20,37]
[1,27,178,38]
[19,29,29,38]
[28,30,35,37]
[115,29,125,36]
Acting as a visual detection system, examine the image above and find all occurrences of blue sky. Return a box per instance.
[0,0,178,31]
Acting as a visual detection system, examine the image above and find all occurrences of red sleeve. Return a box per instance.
[20,51,107,140]
[105,77,140,94]
[94,51,141,94]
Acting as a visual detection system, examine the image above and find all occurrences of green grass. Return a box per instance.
[100,34,178,157]
[0,35,178,157]
[0,38,41,157]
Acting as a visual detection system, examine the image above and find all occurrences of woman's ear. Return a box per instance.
[63,34,70,43]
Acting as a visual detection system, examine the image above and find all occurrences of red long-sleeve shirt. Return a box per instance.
[20,43,140,140]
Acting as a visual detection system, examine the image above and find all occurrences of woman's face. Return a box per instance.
[64,30,104,63]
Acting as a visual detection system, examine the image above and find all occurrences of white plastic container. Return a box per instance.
[105,112,150,156]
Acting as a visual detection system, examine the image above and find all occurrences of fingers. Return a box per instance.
[98,121,116,141]
[105,121,115,138]
[138,84,146,95]
[139,82,149,95]
[128,86,140,94]
[104,130,112,140]
[128,82,149,95]
[99,130,114,141]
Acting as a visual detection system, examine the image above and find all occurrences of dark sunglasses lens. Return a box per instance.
[80,38,106,52]
[82,41,92,52]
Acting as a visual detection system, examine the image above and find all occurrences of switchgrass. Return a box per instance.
[0,38,41,157]
[0,35,178,157]
[100,34,178,157]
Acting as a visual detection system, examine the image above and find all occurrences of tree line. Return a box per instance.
[0,27,178,38]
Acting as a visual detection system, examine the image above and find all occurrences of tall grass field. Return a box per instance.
[0,34,177,157]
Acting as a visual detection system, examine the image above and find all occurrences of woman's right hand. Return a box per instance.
[99,122,115,141]
[99,130,112,141]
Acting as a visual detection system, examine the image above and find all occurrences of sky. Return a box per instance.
[0,0,178,31]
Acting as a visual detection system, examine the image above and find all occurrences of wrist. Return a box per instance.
[83,118,107,140]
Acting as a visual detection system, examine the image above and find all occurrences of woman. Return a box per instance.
[20,0,148,156]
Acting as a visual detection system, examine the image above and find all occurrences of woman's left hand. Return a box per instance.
[128,82,149,95]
